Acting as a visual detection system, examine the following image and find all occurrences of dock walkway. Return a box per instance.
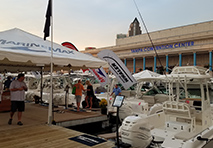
[0,102,114,148]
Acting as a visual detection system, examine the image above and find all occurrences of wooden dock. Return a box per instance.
[0,124,114,148]
[0,102,114,148]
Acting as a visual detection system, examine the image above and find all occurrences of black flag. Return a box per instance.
[43,0,52,40]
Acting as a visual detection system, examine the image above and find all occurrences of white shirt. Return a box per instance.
[10,80,27,101]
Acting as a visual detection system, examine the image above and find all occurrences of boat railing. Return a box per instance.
[163,101,196,132]
[171,66,207,75]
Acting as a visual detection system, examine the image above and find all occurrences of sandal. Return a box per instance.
[17,121,23,126]
[8,119,12,125]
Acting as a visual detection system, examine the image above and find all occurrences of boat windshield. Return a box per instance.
[178,88,202,100]
[144,87,166,95]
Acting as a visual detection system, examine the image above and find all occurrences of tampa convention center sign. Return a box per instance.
[131,41,194,53]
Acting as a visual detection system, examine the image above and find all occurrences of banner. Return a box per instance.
[97,50,136,89]
[89,67,108,86]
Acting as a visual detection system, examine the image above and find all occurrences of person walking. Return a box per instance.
[85,80,94,110]
[8,73,28,126]
[74,80,85,112]
[110,84,121,97]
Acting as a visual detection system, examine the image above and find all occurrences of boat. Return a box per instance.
[25,74,75,106]
[119,66,213,148]
[25,72,108,109]
[110,70,169,122]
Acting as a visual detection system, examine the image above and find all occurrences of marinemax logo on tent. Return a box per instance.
[0,39,74,54]
[131,41,194,53]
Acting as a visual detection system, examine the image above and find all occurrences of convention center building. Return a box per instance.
[82,20,213,74]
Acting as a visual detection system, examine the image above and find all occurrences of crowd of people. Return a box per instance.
[1,73,122,125]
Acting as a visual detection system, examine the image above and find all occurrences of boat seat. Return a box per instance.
[121,90,131,97]
[174,130,201,141]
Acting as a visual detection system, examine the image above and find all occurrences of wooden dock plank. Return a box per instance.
[0,126,60,147]
[0,103,114,148]
[0,125,114,148]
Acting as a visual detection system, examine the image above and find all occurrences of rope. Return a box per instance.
[132,0,166,75]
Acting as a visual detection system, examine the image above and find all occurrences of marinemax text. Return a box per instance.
[0,39,74,54]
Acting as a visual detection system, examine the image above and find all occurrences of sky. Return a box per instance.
[0,0,213,51]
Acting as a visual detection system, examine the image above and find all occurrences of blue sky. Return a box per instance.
[0,0,212,51]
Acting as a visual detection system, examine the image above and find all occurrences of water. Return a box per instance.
[67,121,115,136]
[67,114,118,136]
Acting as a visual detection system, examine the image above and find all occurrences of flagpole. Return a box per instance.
[48,0,53,125]
[107,69,110,115]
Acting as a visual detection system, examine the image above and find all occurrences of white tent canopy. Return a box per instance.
[133,69,161,81]
[0,28,108,72]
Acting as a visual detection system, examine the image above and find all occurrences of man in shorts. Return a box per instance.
[74,80,85,112]
[8,73,28,126]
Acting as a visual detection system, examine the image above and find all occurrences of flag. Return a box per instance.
[43,0,52,40]
[97,50,136,89]
[81,69,89,72]
[89,67,109,86]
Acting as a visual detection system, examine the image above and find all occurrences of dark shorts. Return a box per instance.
[86,95,94,99]
[11,101,25,112]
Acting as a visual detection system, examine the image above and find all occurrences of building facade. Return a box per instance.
[128,17,142,37]
[82,21,213,74]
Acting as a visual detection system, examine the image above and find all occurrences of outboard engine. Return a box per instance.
[120,115,152,148]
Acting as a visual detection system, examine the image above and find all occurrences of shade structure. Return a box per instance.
[0,28,108,72]
[133,69,160,81]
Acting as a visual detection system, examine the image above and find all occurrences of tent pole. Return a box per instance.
[107,68,110,114]
[48,0,53,125]
[40,66,43,103]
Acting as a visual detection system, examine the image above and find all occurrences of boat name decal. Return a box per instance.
[111,62,129,83]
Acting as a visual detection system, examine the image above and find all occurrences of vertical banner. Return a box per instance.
[97,50,136,89]
[89,67,108,86]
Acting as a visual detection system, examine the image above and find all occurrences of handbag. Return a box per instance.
[72,86,76,95]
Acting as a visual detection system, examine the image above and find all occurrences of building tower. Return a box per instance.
[128,17,142,36]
